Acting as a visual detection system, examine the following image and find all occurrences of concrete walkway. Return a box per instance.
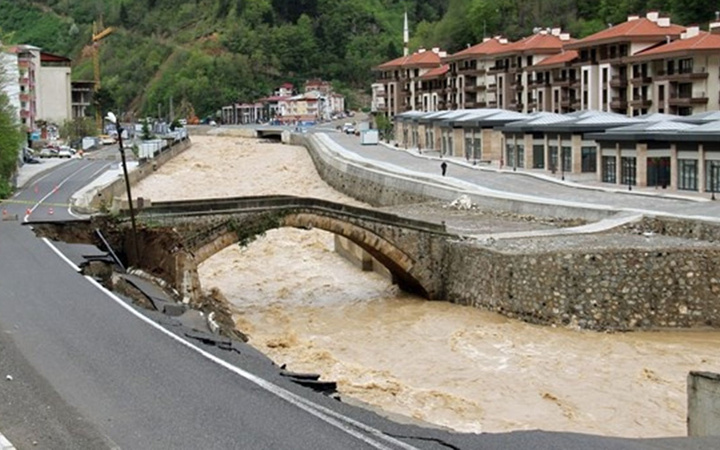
[323,131,720,222]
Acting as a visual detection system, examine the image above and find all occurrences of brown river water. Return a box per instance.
[135,135,720,438]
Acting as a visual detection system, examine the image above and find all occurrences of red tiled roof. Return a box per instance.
[494,32,570,57]
[40,52,71,63]
[445,38,511,61]
[420,64,449,80]
[374,50,443,70]
[632,31,720,58]
[532,50,579,68]
[566,18,684,49]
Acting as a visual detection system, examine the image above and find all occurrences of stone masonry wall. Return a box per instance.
[443,241,720,330]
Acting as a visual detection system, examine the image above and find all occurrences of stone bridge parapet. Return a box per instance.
[135,195,452,302]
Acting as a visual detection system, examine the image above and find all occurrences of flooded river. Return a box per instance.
[136,135,720,438]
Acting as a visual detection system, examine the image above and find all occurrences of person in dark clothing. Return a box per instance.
[441,161,447,176]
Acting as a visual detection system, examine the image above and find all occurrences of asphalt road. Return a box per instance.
[2,154,720,449]
[324,131,720,220]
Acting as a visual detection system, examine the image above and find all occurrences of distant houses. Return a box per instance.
[221,79,346,125]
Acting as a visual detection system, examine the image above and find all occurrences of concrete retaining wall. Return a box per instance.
[295,133,616,222]
[688,371,720,436]
[88,138,192,212]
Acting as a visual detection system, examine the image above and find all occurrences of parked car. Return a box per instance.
[100,135,116,145]
[57,147,74,158]
[39,147,58,158]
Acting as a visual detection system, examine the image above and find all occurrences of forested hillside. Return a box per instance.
[0,0,716,118]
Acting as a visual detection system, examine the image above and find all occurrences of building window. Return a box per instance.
[602,156,616,183]
[621,157,636,187]
[549,146,558,172]
[464,134,473,160]
[678,159,698,191]
[473,133,482,161]
[679,58,693,74]
[533,145,544,168]
[561,146,572,172]
[647,157,671,188]
[581,146,597,172]
[516,144,525,168]
[706,160,720,194]
[505,142,515,167]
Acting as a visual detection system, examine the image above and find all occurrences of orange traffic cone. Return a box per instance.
[48,207,54,215]
[2,208,6,217]
[34,185,38,194]
[26,208,31,216]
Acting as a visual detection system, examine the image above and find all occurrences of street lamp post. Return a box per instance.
[712,165,717,201]
[106,112,140,265]
[561,148,565,181]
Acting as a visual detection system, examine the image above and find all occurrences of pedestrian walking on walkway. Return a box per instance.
[441,161,447,176]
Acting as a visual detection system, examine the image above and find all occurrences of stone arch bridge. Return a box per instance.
[134,196,452,302]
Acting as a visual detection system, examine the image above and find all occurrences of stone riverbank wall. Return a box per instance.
[443,239,720,330]
[294,133,720,330]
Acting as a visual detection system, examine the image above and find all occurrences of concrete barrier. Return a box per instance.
[688,371,720,436]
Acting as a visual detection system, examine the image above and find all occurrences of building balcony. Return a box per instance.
[20,110,31,118]
[560,97,573,107]
[610,99,628,110]
[609,77,627,88]
[487,66,504,74]
[669,93,708,106]
[487,83,497,91]
[459,65,478,74]
[655,68,708,82]
[630,75,652,85]
[554,78,571,87]
[630,97,652,108]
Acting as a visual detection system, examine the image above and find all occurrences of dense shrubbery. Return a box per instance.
[0,0,717,119]
[0,92,23,198]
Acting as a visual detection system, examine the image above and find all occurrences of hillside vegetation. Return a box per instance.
[0,0,716,118]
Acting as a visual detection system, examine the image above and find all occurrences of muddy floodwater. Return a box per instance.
[136,135,720,438]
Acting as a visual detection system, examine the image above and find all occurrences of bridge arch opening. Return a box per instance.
[193,216,430,299]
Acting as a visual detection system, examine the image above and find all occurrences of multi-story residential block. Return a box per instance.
[628,23,720,116]
[37,51,72,125]
[372,48,444,118]
[489,29,571,113]
[527,50,580,113]
[8,45,40,131]
[417,64,448,112]
[443,37,510,110]
[565,12,685,115]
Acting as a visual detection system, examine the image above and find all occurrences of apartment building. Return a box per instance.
[488,29,571,113]
[565,12,685,115]
[372,48,444,118]
[443,37,510,110]
[417,64,448,112]
[627,23,720,116]
[7,45,40,131]
[37,51,72,125]
[527,50,580,113]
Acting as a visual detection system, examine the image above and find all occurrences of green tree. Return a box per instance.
[0,92,23,198]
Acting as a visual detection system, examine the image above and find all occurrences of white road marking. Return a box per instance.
[39,238,418,449]
[82,276,420,450]
[25,162,105,222]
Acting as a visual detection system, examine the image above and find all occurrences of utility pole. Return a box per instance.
[169,96,174,122]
